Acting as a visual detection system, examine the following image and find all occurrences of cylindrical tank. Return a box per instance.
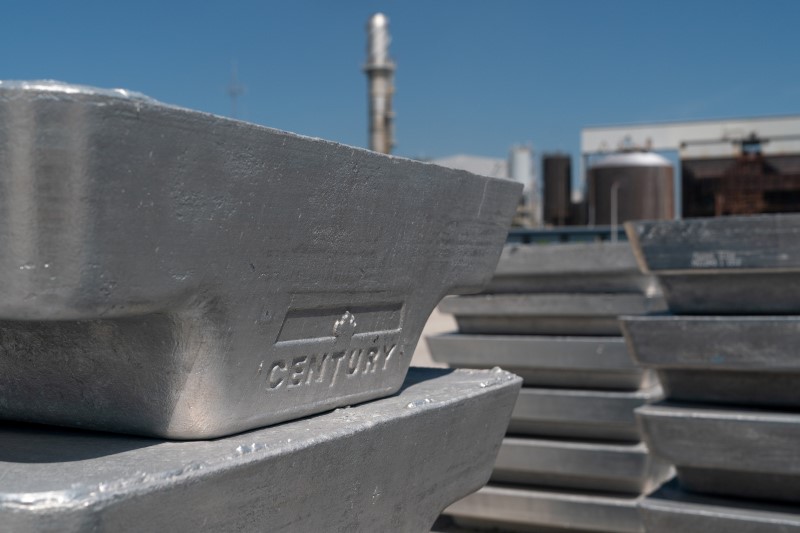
[543,154,572,226]
[588,151,674,225]
[508,145,533,191]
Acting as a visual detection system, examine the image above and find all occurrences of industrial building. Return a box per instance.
[569,115,800,224]
[433,146,539,227]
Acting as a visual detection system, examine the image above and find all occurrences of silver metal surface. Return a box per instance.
[508,386,662,441]
[622,314,800,407]
[0,367,521,533]
[428,334,654,390]
[638,402,800,503]
[445,484,644,533]
[627,214,800,313]
[439,293,665,336]
[491,437,673,494]
[0,81,521,439]
[485,242,657,294]
[641,479,800,533]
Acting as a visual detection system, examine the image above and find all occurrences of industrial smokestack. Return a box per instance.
[364,13,395,154]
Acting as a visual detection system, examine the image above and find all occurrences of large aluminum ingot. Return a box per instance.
[641,480,800,533]
[439,293,665,336]
[638,402,800,504]
[428,334,654,390]
[445,485,644,533]
[491,437,673,493]
[486,242,656,294]
[0,368,521,532]
[0,82,521,439]
[626,214,800,314]
[509,386,662,441]
[622,314,800,407]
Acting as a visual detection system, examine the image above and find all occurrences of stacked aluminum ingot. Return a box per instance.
[0,82,524,532]
[430,241,672,533]
[622,214,800,532]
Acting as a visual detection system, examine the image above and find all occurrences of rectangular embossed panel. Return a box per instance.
[0,368,521,533]
[0,82,521,439]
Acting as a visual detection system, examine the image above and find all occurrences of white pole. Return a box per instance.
[610,180,621,242]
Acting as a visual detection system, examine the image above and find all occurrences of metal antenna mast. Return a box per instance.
[227,61,245,119]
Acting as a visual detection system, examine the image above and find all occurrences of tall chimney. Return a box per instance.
[364,13,395,154]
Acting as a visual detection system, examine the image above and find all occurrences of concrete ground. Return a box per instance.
[411,307,457,368]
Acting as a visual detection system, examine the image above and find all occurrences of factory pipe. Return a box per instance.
[364,13,396,154]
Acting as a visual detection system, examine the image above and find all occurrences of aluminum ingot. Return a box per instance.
[0,81,521,439]
[428,334,655,390]
[486,241,657,294]
[641,479,800,533]
[439,293,665,336]
[445,484,644,533]
[509,386,662,441]
[638,402,800,504]
[491,437,673,494]
[0,368,521,532]
[626,214,800,314]
[622,314,800,407]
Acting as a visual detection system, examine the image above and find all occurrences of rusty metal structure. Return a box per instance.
[682,142,800,217]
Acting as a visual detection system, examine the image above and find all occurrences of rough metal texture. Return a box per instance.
[439,293,665,336]
[641,479,800,533]
[491,437,673,493]
[428,334,654,390]
[626,214,800,313]
[0,81,521,439]
[638,402,800,503]
[445,484,644,533]
[508,386,662,441]
[622,314,800,407]
[484,242,656,294]
[0,367,521,533]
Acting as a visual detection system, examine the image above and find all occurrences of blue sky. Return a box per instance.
[2,0,799,166]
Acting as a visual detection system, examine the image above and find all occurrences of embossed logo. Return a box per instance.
[264,310,401,391]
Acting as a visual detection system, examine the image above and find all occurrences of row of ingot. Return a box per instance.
[623,214,800,532]
[430,241,672,533]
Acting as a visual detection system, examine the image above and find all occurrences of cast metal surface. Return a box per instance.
[0,367,521,533]
[0,81,520,439]
[622,314,800,407]
[445,484,644,533]
[439,293,665,336]
[508,386,662,441]
[428,334,654,390]
[638,402,800,503]
[626,214,800,313]
[491,437,673,493]
[484,242,656,294]
[641,479,800,533]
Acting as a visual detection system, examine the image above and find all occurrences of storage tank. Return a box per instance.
[588,151,674,225]
[543,154,571,226]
